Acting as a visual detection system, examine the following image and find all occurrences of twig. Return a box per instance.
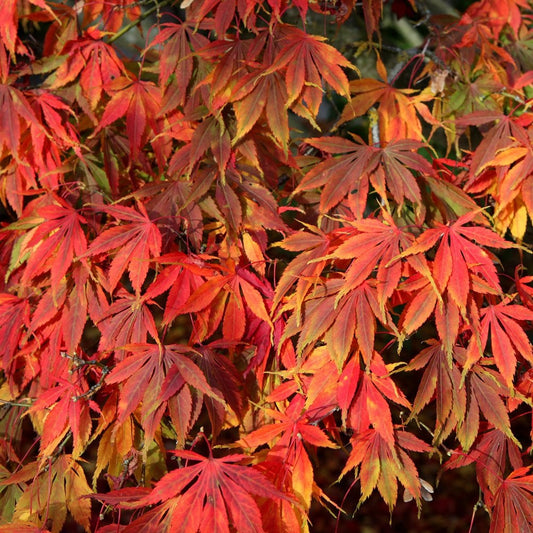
[107,0,173,45]
[0,398,33,408]
[62,352,111,401]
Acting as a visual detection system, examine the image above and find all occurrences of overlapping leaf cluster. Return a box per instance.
[0,0,532,532]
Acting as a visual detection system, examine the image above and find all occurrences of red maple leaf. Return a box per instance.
[240,394,337,453]
[0,293,30,371]
[406,340,466,445]
[264,25,354,112]
[94,448,292,533]
[96,290,159,354]
[15,198,88,296]
[480,300,533,385]
[491,467,533,533]
[341,352,410,443]
[400,211,514,312]
[105,343,224,443]
[341,428,431,510]
[50,28,125,109]
[82,203,162,294]
[94,76,162,160]
[295,136,432,215]
[180,260,273,342]
[27,368,94,458]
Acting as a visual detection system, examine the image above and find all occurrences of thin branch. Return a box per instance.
[62,352,111,401]
[107,0,173,45]
[0,398,33,408]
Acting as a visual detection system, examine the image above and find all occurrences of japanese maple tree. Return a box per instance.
[0,0,532,532]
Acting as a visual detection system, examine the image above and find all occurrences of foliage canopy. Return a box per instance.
[0,0,533,531]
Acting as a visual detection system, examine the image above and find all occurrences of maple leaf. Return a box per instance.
[28,277,67,334]
[0,83,42,160]
[179,260,273,343]
[472,132,533,240]
[434,294,462,357]
[490,467,533,533]
[240,394,337,453]
[12,199,88,296]
[105,343,224,444]
[148,21,209,110]
[362,0,384,37]
[297,346,346,418]
[27,370,93,458]
[330,214,417,309]
[95,448,292,533]
[460,362,518,448]
[282,277,389,368]
[49,29,125,109]
[264,25,355,112]
[186,116,232,179]
[272,224,333,324]
[482,139,533,208]
[60,267,90,356]
[249,445,314,530]
[96,290,159,355]
[142,252,210,325]
[239,393,335,510]
[515,267,533,310]
[446,425,523,509]
[397,274,439,339]
[3,455,92,532]
[0,0,56,57]
[308,0,353,21]
[26,89,80,152]
[184,0,263,36]
[0,294,29,371]
[245,308,294,388]
[99,0,141,33]
[406,340,466,445]
[480,300,533,386]
[82,203,162,294]
[340,428,431,510]
[92,404,142,489]
[295,136,431,215]
[192,341,249,438]
[459,112,529,182]
[376,140,433,206]
[139,179,204,249]
[93,76,162,160]
[342,352,411,444]
[0,160,41,216]
[0,0,20,58]
[399,211,513,313]
[292,135,376,216]
[423,173,485,226]
[281,279,342,359]
[197,35,266,108]
[231,67,290,150]
[336,70,433,143]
